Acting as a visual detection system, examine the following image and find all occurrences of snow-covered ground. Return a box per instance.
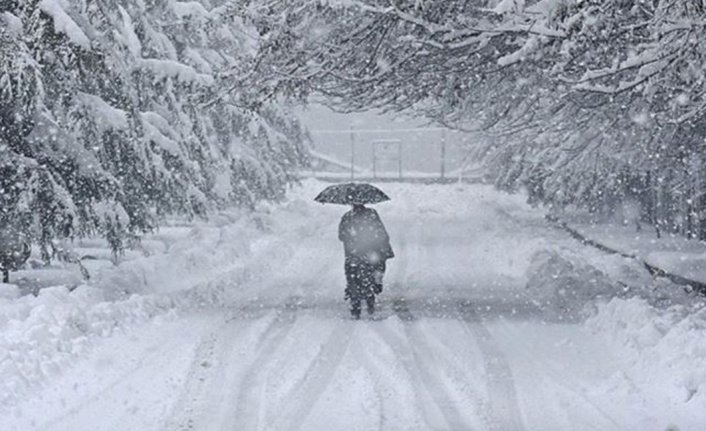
[561,215,706,286]
[1,180,705,431]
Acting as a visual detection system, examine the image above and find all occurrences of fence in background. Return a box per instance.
[303,127,483,183]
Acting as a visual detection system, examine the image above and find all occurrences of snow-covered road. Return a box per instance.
[4,181,704,431]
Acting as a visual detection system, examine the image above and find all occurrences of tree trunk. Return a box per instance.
[686,189,694,238]
[694,194,706,241]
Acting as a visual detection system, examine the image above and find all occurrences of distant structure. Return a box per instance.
[302,127,484,183]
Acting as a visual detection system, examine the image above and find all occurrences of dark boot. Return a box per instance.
[366,296,375,314]
[350,298,361,319]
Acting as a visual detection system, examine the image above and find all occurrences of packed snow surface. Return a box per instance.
[1,180,705,431]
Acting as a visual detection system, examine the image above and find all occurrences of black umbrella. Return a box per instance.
[314,183,390,205]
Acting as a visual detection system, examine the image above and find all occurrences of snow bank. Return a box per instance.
[0,284,20,301]
[0,199,318,408]
[558,217,706,287]
[0,286,177,406]
[525,249,619,317]
[10,267,85,295]
[91,218,252,298]
[647,250,706,286]
[586,297,706,430]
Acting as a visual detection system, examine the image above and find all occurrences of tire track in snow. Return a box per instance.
[165,299,301,431]
[456,301,526,431]
[350,333,393,431]
[390,298,478,431]
[163,237,336,431]
[221,243,338,430]
[421,212,527,431]
[161,307,272,431]
[374,225,445,429]
[265,318,354,431]
[373,320,448,430]
[376,224,462,429]
[230,298,300,431]
[163,318,234,431]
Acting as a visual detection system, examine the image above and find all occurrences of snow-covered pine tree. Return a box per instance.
[1,0,308,267]
[2,0,105,261]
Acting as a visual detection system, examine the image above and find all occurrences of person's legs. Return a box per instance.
[344,258,355,300]
[366,295,375,314]
[345,257,364,318]
[350,297,362,319]
[373,261,386,294]
[354,261,377,315]
[346,257,383,318]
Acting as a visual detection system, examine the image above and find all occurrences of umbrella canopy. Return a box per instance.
[314,183,390,205]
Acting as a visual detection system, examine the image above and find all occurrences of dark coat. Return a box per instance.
[338,206,394,263]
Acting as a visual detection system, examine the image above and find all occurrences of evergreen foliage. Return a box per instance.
[0,0,308,259]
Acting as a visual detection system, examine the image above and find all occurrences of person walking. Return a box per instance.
[338,203,393,318]
[314,182,394,319]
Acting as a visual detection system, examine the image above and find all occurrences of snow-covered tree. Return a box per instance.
[1,0,308,261]
[244,0,706,239]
